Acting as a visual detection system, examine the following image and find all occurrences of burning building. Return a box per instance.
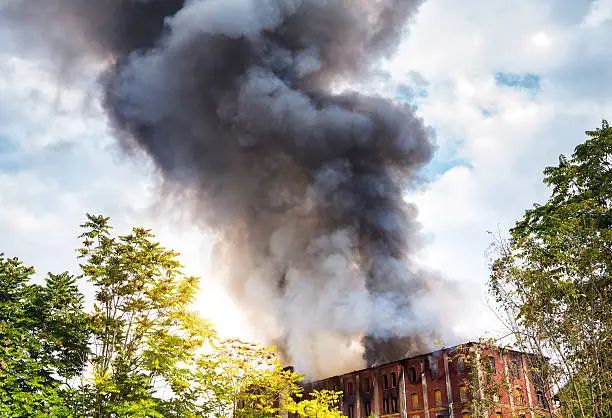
[301,343,560,418]
[1,8,564,418]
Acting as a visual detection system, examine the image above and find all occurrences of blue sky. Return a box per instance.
[1,0,612,344]
[494,72,542,91]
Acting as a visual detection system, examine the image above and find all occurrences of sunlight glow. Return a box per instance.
[532,31,552,48]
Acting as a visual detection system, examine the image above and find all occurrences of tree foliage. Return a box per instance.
[285,390,345,418]
[77,214,215,417]
[489,120,612,417]
[195,339,302,417]
[0,255,89,417]
[1,215,346,417]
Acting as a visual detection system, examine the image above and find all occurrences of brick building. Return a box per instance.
[301,342,558,418]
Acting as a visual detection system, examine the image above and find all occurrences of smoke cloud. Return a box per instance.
[2,0,455,377]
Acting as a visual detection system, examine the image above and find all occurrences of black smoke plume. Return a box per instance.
[3,0,449,377]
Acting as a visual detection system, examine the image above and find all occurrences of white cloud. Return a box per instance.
[392,0,611,340]
[583,0,612,27]
[0,50,248,340]
[532,31,553,48]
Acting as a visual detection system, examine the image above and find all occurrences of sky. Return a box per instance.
[1,0,611,346]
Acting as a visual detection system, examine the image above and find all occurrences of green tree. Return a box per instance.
[0,255,89,417]
[2,215,347,418]
[77,214,345,417]
[194,339,304,418]
[77,214,215,417]
[285,389,345,418]
[489,120,612,417]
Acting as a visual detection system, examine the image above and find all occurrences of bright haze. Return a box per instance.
[0,0,463,378]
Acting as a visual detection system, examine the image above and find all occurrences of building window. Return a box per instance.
[383,374,389,389]
[347,381,354,395]
[364,377,371,392]
[459,386,469,403]
[363,401,371,417]
[536,391,548,408]
[383,398,390,414]
[391,372,397,388]
[514,388,524,405]
[511,358,521,378]
[434,389,442,406]
[536,390,544,405]
[391,396,398,413]
[462,413,470,418]
[348,404,354,418]
[488,356,497,374]
[411,393,419,409]
[531,370,544,389]
[408,366,418,384]
[457,356,466,374]
[430,359,440,379]
[495,412,502,418]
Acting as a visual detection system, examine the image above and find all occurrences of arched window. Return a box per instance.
[411,393,419,409]
[434,389,442,406]
[514,388,524,405]
[408,366,418,384]
[347,381,354,395]
[459,386,469,403]
[536,391,548,408]
[457,356,466,374]
[488,356,497,374]
[363,376,371,392]
[430,359,440,379]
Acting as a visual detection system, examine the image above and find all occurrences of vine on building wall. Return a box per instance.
[456,340,504,418]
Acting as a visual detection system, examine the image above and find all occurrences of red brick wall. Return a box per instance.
[447,351,471,416]
[377,363,401,417]
[304,343,559,418]
[404,358,424,415]
[425,354,450,415]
